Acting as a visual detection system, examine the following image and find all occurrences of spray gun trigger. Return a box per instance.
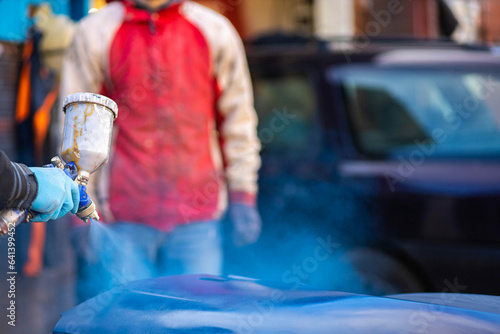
[49,156,78,180]
[49,157,98,223]
[64,162,79,181]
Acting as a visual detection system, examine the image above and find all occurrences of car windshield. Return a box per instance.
[331,65,500,158]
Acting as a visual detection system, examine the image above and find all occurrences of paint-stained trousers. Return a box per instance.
[71,221,222,302]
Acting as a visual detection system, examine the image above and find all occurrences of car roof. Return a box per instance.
[245,34,496,65]
[373,49,500,66]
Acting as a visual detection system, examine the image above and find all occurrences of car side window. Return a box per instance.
[331,65,500,158]
[343,84,429,154]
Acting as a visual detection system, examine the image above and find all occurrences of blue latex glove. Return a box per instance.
[29,167,80,222]
[230,203,262,247]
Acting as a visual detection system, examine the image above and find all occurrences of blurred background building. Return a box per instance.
[194,0,498,43]
[2,0,500,159]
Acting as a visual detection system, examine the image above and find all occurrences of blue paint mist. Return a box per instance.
[224,174,379,295]
[78,178,380,300]
[76,220,157,301]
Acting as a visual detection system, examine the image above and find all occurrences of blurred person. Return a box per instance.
[0,150,80,222]
[61,0,261,301]
[30,3,76,76]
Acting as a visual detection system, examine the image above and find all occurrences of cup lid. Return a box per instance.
[63,93,118,119]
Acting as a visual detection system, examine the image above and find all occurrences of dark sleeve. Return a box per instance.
[0,150,38,211]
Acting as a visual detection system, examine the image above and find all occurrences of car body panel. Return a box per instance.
[53,275,500,334]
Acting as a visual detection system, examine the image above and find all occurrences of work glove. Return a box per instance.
[230,203,262,247]
[29,167,80,222]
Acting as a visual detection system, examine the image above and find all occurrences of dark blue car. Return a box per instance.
[232,37,500,296]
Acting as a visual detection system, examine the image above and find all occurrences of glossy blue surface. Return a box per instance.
[54,275,500,333]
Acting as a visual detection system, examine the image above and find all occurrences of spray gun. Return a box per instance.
[0,93,118,236]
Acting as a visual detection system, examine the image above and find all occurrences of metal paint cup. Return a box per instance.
[61,93,118,178]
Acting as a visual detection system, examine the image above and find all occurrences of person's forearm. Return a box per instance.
[0,151,38,211]
[213,17,261,203]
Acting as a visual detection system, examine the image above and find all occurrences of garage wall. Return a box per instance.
[480,0,500,43]
[0,42,22,160]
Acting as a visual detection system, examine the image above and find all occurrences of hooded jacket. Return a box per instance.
[61,0,260,231]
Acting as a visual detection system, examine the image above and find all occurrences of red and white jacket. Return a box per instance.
[61,0,260,231]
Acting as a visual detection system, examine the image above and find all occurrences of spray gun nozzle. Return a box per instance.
[76,198,99,223]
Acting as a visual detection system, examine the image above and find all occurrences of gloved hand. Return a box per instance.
[29,167,80,222]
[230,203,262,247]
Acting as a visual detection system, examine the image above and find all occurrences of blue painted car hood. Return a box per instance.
[54,275,500,333]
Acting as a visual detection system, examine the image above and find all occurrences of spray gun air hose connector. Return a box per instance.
[0,210,30,236]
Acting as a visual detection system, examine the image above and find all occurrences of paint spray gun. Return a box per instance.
[0,93,118,236]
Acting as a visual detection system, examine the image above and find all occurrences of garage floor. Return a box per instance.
[0,220,76,334]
